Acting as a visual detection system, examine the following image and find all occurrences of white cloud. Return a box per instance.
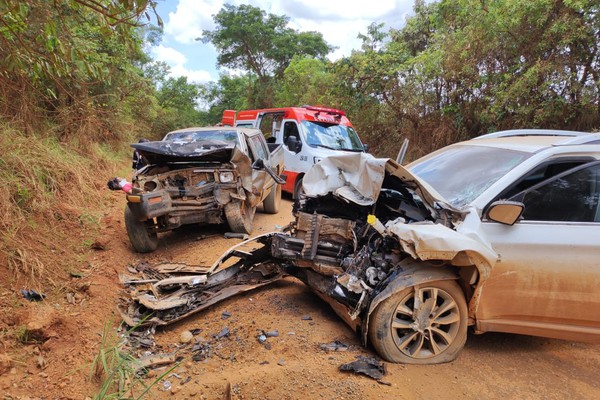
[280,0,399,20]
[152,44,187,65]
[164,0,223,44]
[156,0,417,82]
[151,45,213,83]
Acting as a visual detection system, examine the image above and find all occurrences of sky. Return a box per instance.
[150,0,418,84]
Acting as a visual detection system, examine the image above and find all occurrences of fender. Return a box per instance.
[361,258,459,346]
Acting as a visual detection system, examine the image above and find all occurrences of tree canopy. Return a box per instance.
[202,4,333,107]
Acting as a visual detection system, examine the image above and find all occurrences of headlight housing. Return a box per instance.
[219,171,235,183]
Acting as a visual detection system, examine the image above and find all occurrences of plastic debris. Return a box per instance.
[339,356,386,380]
[301,315,312,321]
[257,334,267,344]
[224,232,249,240]
[265,330,279,338]
[21,289,45,302]
[214,327,230,339]
[320,340,349,352]
[221,311,231,320]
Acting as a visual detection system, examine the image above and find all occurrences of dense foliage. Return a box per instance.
[199,0,599,159]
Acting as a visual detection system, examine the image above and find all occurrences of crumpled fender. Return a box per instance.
[361,259,458,346]
[386,218,497,281]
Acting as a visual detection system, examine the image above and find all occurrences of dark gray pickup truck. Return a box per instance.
[124,126,284,253]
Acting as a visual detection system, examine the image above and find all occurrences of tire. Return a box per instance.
[368,280,467,364]
[263,183,281,214]
[124,206,158,253]
[293,177,304,200]
[225,201,255,234]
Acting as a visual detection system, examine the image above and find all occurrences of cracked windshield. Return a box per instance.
[301,120,364,151]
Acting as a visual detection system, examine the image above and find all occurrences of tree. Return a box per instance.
[199,74,253,124]
[0,0,161,140]
[275,56,334,107]
[202,4,333,107]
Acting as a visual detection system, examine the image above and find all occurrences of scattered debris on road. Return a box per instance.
[339,355,386,381]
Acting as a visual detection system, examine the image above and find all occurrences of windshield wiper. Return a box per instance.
[316,144,336,150]
[316,144,363,152]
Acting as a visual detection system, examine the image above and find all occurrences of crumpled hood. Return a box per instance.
[302,153,458,214]
[132,140,235,164]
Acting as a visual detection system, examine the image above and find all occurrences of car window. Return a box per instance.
[300,121,363,151]
[247,134,268,161]
[283,121,300,144]
[515,162,600,222]
[498,160,590,199]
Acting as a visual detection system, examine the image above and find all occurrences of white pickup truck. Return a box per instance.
[124,126,284,252]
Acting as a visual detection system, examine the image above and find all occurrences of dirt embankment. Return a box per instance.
[1,195,599,399]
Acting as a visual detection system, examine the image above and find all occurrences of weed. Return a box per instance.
[14,326,33,344]
[7,248,45,283]
[91,320,175,400]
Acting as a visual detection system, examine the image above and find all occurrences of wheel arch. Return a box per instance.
[361,260,461,347]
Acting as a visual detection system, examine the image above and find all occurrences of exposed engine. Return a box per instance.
[271,173,436,322]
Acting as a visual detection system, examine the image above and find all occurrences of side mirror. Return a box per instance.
[363,143,370,153]
[486,201,524,225]
[285,136,301,153]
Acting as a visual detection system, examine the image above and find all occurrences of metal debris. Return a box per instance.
[221,311,231,320]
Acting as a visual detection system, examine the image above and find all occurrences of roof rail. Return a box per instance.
[558,132,600,146]
[474,129,589,140]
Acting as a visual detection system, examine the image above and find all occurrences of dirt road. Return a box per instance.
[2,196,599,399]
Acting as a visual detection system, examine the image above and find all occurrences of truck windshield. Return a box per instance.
[163,130,239,144]
[407,145,532,208]
[301,121,363,151]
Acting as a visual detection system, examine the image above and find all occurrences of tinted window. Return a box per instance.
[519,164,600,222]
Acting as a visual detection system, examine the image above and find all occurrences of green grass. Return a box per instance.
[92,320,176,400]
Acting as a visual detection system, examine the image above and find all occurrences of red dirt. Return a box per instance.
[1,195,599,399]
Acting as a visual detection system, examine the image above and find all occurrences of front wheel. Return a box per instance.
[124,206,158,253]
[263,183,281,214]
[293,177,304,200]
[368,280,467,364]
[225,201,255,234]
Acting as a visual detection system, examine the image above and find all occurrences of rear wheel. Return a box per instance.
[124,206,158,253]
[225,201,255,234]
[368,280,467,364]
[263,183,281,214]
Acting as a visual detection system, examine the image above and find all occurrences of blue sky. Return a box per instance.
[150,0,419,83]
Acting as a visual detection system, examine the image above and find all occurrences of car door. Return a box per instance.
[246,133,273,201]
[477,161,600,341]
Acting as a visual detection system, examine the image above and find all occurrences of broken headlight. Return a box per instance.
[219,171,235,183]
